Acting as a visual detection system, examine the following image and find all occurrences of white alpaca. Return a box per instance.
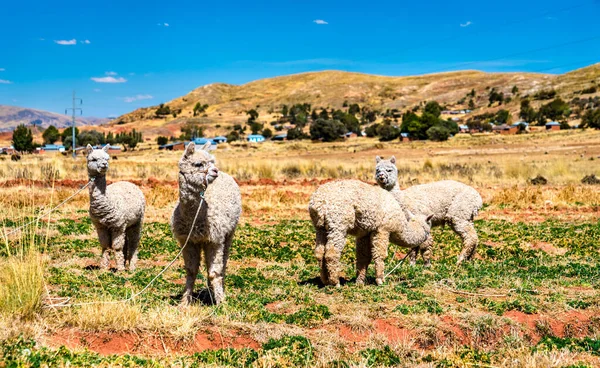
[375,156,482,265]
[171,142,242,305]
[86,144,145,271]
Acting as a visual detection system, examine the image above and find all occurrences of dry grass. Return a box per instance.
[0,250,45,320]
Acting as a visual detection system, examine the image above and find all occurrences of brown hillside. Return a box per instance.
[112,64,600,137]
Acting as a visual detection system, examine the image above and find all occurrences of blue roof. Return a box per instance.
[459,125,469,129]
[192,137,214,145]
[247,134,264,138]
[212,136,227,140]
[43,144,65,149]
[546,121,560,126]
[401,133,409,138]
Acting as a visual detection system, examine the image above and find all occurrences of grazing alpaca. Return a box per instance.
[86,144,145,271]
[375,156,483,265]
[171,142,242,305]
[308,180,433,287]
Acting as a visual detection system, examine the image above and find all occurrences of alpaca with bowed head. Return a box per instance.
[86,144,145,271]
[375,156,483,265]
[171,141,242,305]
[308,179,433,287]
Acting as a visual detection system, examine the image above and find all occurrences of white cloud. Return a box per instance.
[0,79,13,84]
[105,71,118,76]
[157,22,169,26]
[0,68,4,72]
[93,88,101,92]
[90,76,127,83]
[54,39,77,45]
[460,21,472,27]
[39,38,45,41]
[313,19,328,25]
[128,72,135,76]
[123,94,153,103]
[80,39,91,44]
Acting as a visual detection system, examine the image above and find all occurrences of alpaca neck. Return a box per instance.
[178,180,206,209]
[88,175,114,216]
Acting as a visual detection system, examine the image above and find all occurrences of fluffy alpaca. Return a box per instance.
[171,142,242,305]
[308,180,432,287]
[375,156,483,265]
[86,144,145,271]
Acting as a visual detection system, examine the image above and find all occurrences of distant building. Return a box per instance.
[272,134,287,141]
[459,125,469,133]
[546,121,561,131]
[159,142,185,151]
[1,146,16,155]
[36,144,66,154]
[212,136,227,144]
[246,134,265,143]
[400,132,411,142]
[344,132,358,139]
[492,124,518,135]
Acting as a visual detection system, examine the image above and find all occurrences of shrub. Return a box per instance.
[426,125,450,141]
[309,119,346,142]
[0,251,45,320]
[12,125,34,153]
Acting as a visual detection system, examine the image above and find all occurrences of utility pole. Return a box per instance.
[65,91,82,158]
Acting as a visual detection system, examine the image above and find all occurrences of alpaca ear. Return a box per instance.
[390,156,396,164]
[376,156,381,163]
[85,144,93,156]
[200,141,211,151]
[426,214,434,223]
[406,210,415,221]
[102,144,110,153]
[183,142,195,158]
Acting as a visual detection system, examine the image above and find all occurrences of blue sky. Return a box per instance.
[0,0,599,118]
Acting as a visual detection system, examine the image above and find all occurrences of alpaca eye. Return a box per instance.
[193,162,205,168]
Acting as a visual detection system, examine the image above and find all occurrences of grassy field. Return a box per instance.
[1,131,599,367]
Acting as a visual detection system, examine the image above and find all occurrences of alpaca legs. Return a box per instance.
[355,235,372,285]
[97,227,112,270]
[125,221,143,271]
[314,228,327,285]
[371,230,389,286]
[111,230,127,271]
[453,220,479,264]
[181,242,201,306]
[204,242,227,305]
[322,230,346,287]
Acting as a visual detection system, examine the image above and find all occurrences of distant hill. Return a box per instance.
[0,105,109,132]
[112,63,600,137]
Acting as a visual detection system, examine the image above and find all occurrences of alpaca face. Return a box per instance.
[178,142,219,191]
[85,144,110,177]
[375,156,398,189]
[404,211,434,246]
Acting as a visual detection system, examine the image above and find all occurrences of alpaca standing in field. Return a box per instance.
[171,142,242,305]
[375,156,483,265]
[86,144,145,271]
[308,180,433,287]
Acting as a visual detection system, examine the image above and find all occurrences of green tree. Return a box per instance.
[156,136,168,145]
[348,103,360,115]
[581,108,600,129]
[12,124,34,152]
[226,130,240,142]
[539,98,570,123]
[519,99,537,123]
[365,123,380,137]
[61,126,79,143]
[42,125,60,144]
[250,121,264,135]
[246,109,259,123]
[424,101,442,117]
[281,105,288,117]
[262,128,273,138]
[512,85,519,94]
[155,103,171,117]
[495,109,511,125]
[78,130,105,147]
[426,126,450,141]
[309,119,347,142]
[488,88,504,105]
[193,103,208,116]
[286,127,307,140]
[468,99,476,110]
[340,113,360,133]
[377,122,401,142]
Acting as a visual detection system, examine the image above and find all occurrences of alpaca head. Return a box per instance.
[85,144,110,178]
[375,156,398,190]
[404,210,434,247]
[178,142,219,192]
